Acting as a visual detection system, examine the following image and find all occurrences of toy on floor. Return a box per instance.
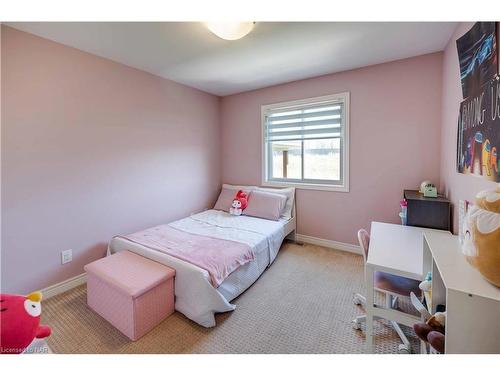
[413,311,447,353]
[0,291,52,354]
[229,190,248,216]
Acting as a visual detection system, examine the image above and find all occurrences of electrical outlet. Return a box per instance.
[61,249,72,265]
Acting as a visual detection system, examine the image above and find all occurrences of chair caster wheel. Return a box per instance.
[353,296,362,305]
[398,344,410,354]
[351,320,361,330]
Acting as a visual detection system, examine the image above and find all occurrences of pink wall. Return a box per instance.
[4,23,484,294]
[440,23,499,233]
[1,26,221,294]
[221,53,443,245]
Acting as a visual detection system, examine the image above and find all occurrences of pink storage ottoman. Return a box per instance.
[84,251,175,341]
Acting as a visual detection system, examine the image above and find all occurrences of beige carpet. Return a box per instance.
[42,242,419,354]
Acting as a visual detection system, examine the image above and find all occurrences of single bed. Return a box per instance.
[108,203,296,328]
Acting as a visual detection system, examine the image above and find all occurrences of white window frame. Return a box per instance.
[261,92,350,192]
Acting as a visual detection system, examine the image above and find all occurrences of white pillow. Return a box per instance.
[222,183,257,192]
[243,190,287,221]
[255,187,295,220]
[213,187,240,212]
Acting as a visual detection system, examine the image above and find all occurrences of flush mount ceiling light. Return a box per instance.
[205,22,255,40]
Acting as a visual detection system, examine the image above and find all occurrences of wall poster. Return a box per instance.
[456,22,498,99]
[457,77,500,182]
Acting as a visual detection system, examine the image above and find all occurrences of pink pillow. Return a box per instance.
[243,191,287,221]
[214,188,249,212]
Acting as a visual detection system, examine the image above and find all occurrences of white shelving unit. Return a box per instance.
[423,231,500,354]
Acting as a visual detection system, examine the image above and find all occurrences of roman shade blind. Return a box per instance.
[264,101,344,142]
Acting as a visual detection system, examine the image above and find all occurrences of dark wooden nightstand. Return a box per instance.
[403,190,451,231]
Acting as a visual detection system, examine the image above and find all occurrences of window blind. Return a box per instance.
[264,101,343,142]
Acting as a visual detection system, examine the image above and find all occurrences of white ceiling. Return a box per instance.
[7,22,457,96]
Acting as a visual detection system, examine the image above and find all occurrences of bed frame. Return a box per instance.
[107,186,298,327]
[284,191,297,242]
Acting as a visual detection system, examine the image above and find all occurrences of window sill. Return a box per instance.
[262,180,349,193]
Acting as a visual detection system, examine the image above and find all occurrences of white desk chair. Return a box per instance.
[352,229,422,354]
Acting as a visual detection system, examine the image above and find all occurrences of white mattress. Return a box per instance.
[108,210,293,327]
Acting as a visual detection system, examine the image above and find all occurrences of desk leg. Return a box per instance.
[365,264,375,353]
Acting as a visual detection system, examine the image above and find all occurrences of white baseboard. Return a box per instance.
[295,234,362,255]
[41,273,87,300]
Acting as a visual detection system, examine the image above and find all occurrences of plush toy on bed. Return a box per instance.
[229,190,248,216]
[0,291,52,354]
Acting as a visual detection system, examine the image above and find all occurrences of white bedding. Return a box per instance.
[108,210,290,327]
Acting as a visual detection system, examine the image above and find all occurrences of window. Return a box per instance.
[262,92,349,192]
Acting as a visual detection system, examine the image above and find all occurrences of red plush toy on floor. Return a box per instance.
[0,291,52,354]
[229,190,248,216]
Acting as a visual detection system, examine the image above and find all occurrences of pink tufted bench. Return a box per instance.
[84,251,175,341]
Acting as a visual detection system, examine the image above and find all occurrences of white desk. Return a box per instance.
[365,222,444,353]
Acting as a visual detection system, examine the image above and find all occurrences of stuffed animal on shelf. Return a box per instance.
[461,185,500,287]
[0,291,52,354]
[413,311,447,354]
[229,190,248,216]
[419,271,432,292]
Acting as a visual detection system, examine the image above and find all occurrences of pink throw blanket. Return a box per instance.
[117,225,254,288]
